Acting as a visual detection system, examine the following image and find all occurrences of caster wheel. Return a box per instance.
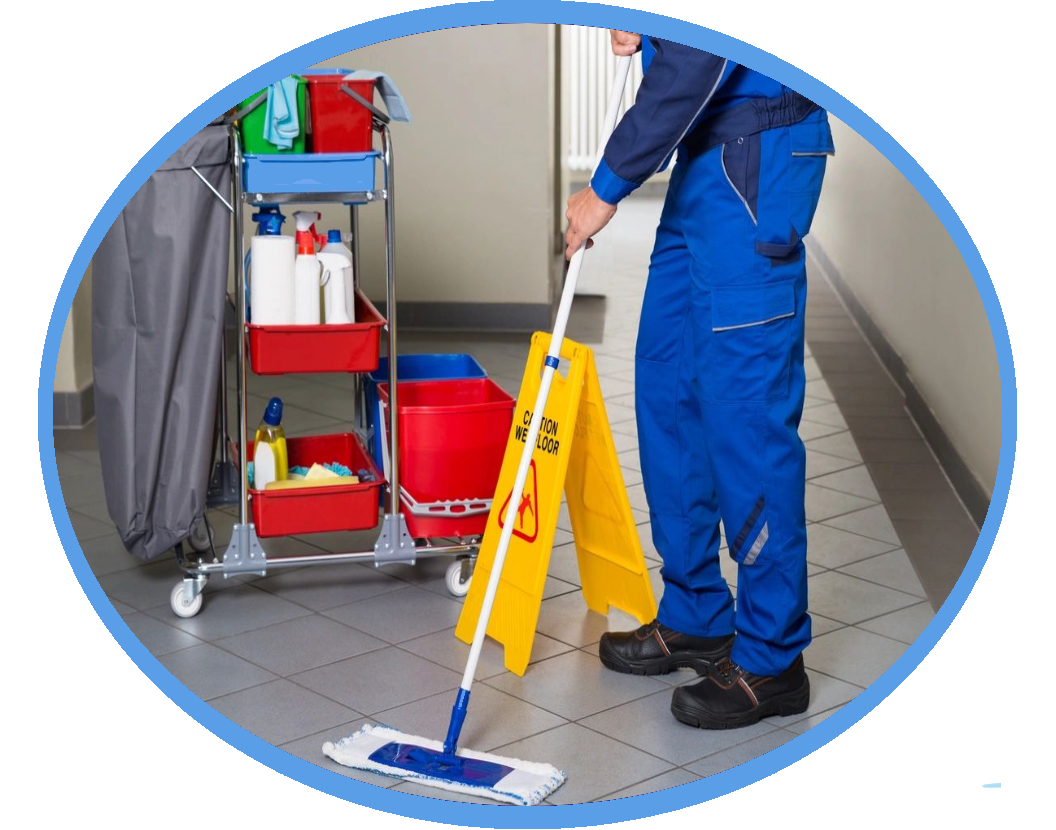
[170,581,204,618]
[445,560,472,598]
[188,519,215,553]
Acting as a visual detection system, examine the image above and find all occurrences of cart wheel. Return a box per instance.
[188,519,215,554]
[170,581,204,619]
[445,560,472,598]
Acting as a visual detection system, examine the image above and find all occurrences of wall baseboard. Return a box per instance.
[382,301,553,333]
[806,238,990,528]
[53,384,95,429]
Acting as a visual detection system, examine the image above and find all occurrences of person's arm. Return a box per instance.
[591,38,733,205]
[566,37,733,258]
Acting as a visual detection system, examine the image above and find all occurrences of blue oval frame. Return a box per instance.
[38,1,1015,826]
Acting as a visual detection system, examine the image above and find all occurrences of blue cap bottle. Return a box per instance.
[262,396,283,426]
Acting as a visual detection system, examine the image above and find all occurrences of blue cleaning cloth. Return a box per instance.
[344,70,412,122]
[288,462,355,478]
[263,77,301,149]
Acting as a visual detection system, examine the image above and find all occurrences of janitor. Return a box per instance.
[565,30,833,729]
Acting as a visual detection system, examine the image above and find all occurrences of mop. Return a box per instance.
[322,55,633,807]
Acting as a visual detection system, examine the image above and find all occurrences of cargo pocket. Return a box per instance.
[703,281,797,404]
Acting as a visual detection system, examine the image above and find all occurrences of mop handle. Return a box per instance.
[460,55,633,693]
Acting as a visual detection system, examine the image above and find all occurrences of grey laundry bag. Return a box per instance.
[92,126,231,561]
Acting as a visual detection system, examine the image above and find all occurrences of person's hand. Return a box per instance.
[565,187,617,260]
[610,30,641,56]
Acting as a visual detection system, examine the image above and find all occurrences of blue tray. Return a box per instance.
[243,151,378,196]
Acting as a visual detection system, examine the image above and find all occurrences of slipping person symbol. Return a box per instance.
[517,492,534,529]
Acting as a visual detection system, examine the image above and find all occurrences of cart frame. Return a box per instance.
[170,114,478,618]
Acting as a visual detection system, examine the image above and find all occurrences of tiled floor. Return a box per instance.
[53,197,981,805]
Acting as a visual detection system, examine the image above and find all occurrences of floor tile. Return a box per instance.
[807,571,921,624]
[579,690,778,765]
[857,602,936,644]
[838,549,926,598]
[535,591,642,648]
[486,650,667,721]
[158,644,277,701]
[374,684,566,753]
[806,449,860,479]
[798,420,846,441]
[76,532,144,576]
[875,488,973,522]
[210,679,359,746]
[806,523,896,569]
[322,587,463,644]
[122,611,203,656]
[811,465,881,501]
[66,508,116,542]
[805,431,863,462]
[805,628,909,688]
[254,563,407,611]
[292,647,461,715]
[801,402,848,429]
[824,505,902,546]
[150,583,313,641]
[600,768,702,800]
[785,706,842,735]
[493,723,673,805]
[810,614,845,637]
[399,627,573,680]
[805,483,877,522]
[216,615,387,676]
[685,730,798,777]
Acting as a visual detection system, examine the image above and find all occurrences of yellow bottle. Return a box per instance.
[253,397,288,489]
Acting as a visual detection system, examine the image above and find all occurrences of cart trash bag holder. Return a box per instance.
[92,125,231,561]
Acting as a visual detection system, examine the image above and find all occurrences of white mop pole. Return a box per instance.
[443,55,633,756]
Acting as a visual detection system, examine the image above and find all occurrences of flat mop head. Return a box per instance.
[322,724,566,806]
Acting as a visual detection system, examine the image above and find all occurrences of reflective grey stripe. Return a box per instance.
[721,143,758,225]
[650,58,729,177]
[791,151,834,157]
[742,522,769,566]
[713,312,794,333]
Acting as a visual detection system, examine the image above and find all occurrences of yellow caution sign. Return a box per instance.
[456,333,656,676]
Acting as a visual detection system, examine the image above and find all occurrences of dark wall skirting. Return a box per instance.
[384,302,554,333]
[53,384,95,429]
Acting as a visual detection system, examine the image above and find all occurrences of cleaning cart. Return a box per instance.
[168,79,490,618]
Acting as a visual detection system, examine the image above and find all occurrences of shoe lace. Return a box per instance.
[715,657,744,682]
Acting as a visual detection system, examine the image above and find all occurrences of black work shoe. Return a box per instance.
[599,620,734,676]
[671,654,810,729]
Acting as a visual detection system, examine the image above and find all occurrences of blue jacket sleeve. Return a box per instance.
[590,39,733,205]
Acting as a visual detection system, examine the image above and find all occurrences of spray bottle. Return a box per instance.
[293,211,322,325]
[320,230,355,324]
[253,397,288,489]
[318,252,354,324]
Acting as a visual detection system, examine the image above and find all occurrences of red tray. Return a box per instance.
[247,290,385,375]
[249,433,383,537]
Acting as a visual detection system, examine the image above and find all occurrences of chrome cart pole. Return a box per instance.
[231,129,249,525]
[374,122,415,562]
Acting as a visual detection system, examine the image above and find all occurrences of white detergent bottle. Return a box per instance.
[292,211,322,324]
[321,230,356,323]
[318,252,354,324]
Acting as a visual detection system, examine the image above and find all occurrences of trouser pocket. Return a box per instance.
[700,281,797,404]
[721,134,760,225]
[755,110,834,260]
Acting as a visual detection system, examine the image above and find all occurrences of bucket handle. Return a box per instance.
[225,92,267,125]
[340,84,390,126]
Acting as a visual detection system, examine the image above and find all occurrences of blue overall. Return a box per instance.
[591,39,834,676]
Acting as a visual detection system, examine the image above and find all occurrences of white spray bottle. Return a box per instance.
[321,230,356,323]
[293,211,322,325]
[318,252,354,324]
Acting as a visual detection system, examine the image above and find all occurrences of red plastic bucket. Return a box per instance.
[249,433,383,537]
[377,379,514,537]
[304,73,376,153]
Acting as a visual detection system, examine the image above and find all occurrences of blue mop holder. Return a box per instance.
[443,688,471,757]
